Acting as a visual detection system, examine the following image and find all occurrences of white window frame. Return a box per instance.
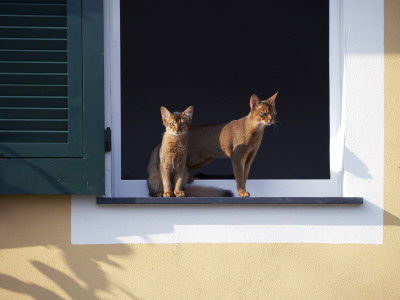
[105,0,345,198]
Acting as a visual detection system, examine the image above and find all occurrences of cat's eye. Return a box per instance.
[260,111,268,117]
[169,122,174,127]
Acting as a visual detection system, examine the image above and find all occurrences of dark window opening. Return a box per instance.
[120,0,330,180]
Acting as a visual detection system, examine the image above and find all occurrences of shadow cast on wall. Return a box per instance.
[344,147,373,179]
[0,196,138,300]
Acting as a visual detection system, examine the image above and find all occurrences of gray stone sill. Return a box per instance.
[96,197,363,205]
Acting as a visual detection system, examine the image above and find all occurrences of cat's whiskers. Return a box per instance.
[273,119,280,135]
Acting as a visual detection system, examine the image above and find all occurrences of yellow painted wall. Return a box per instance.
[1,1,400,299]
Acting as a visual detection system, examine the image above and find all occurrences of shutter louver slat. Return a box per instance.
[0,62,67,73]
[0,107,67,119]
[0,4,67,16]
[0,131,67,143]
[0,84,68,96]
[0,0,66,3]
[0,38,67,50]
[0,119,67,130]
[0,0,81,157]
[0,74,68,84]
[0,15,67,27]
[0,27,67,38]
[0,96,68,108]
[0,50,67,62]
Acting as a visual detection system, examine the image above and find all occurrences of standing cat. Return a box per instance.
[147,106,233,197]
[187,93,278,197]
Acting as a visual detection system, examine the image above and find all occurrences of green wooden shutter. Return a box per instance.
[0,0,104,194]
[0,0,82,157]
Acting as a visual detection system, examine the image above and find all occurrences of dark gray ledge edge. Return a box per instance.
[96,197,363,205]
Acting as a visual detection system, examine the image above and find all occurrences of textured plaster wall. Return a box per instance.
[1,195,400,300]
[1,0,400,299]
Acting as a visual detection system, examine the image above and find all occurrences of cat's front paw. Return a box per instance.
[174,190,185,197]
[163,191,173,197]
[238,189,250,197]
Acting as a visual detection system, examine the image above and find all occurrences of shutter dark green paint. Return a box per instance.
[0,0,83,158]
[0,0,104,194]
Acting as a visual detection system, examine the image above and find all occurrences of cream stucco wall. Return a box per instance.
[1,0,400,299]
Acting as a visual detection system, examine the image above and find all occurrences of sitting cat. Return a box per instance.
[151,105,193,197]
[187,93,278,197]
[147,106,233,197]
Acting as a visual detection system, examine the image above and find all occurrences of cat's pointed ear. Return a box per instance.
[263,92,278,105]
[160,106,171,121]
[182,106,194,121]
[250,94,261,110]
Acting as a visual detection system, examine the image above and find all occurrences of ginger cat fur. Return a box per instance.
[147,106,233,197]
[158,106,193,197]
[187,93,278,197]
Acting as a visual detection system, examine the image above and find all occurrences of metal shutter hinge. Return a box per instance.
[104,127,112,152]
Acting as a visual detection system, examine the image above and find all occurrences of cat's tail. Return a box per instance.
[184,186,233,197]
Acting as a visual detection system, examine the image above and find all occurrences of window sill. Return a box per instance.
[96,197,363,205]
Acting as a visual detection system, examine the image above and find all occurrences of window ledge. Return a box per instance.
[96,197,363,205]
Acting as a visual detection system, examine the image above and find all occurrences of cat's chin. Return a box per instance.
[263,121,274,126]
[167,131,182,137]
[257,121,270,127]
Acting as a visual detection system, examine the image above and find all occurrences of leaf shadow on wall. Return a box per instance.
[0,196,138,300]
[0,274,64,300]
